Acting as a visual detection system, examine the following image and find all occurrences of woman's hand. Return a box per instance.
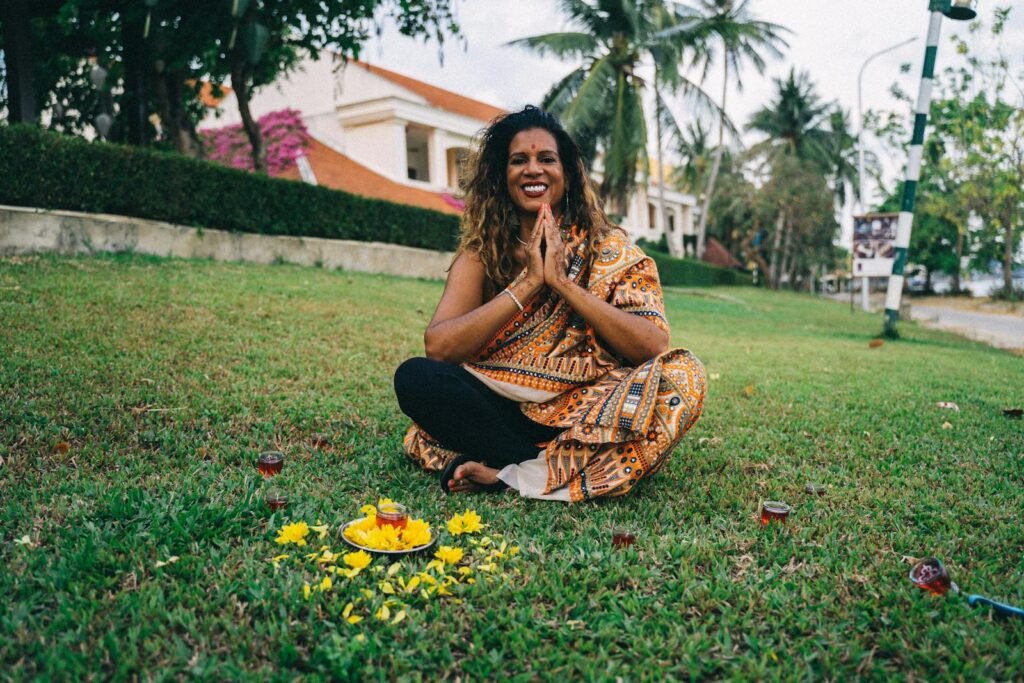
[521,206,546,293]
[540,203,571,291]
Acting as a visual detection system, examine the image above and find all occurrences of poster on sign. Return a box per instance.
[852,213,897,277]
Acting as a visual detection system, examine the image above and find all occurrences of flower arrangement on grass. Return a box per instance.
[270,504,519,626]
[342,499,432,551]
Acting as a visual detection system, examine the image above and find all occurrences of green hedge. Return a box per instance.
[637,239,753,287]
[0,125,460,251]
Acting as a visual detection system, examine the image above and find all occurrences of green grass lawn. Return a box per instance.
[2,253,1022,681]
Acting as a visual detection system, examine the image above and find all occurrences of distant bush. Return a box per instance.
[0,125,460,252]
[636,238,752,287]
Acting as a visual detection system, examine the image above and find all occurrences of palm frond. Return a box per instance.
[505,32,601,60]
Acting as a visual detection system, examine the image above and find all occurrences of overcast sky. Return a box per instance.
[363,0,1024,208]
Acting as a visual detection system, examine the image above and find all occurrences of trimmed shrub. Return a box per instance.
[636,238,753,287]
[0,125,460,252]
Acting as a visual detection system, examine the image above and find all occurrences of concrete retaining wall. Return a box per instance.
[0,204,453,280]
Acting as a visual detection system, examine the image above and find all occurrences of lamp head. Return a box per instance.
[930,0,978,20]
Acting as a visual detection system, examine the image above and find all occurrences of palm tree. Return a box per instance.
[747,69,833,166]
[509,0,718,215]
[747,69,836,286]
[689,0,788,256]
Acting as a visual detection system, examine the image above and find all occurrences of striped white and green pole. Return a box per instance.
[882,0,976,338]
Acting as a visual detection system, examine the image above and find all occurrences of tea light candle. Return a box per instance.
[265,489,288,511]
[257,451,284,477]
[760,500,791,525]
[375,502,409,529]
[909,557,958,595]
[611,529,637,549]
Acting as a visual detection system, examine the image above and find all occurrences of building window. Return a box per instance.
[405,126,430,182]
[668,211,676,232]
[447,147,471,189]
[648,203,657,231]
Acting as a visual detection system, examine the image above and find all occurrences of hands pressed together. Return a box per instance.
[522,203,572,296]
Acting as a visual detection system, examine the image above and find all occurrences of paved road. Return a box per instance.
[909,305,1024,352]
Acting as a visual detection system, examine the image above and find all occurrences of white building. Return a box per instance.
[204,55,698,253]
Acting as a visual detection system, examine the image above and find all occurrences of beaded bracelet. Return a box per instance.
[503,287,524,311]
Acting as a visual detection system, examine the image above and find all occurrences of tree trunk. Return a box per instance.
[781,221,795,289]
[769,211,785,289]
[740,220,772,289]
[232,60,266,173]
[952,228,964,293]
[0,0,37,124]
[153,69,202,157]
[654,81,677,257]
[121,10,147,146]
[696,60,729,260]
[1003,221,1015,294]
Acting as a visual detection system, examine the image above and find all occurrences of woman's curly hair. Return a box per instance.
[457,105,618,296]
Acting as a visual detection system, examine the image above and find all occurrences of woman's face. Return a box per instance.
[506,128,566,219]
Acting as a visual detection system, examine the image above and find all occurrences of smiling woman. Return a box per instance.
[393,105,706,502]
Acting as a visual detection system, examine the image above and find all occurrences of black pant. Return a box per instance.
[394,357,561,469]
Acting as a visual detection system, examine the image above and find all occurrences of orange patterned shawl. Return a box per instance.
[403,225,706,501]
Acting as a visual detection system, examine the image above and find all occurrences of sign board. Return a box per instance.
[852,213,897,277]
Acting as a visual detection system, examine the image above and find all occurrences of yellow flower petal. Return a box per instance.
[303,583,312,600]
[344,550,372,570]
[375,605,391,621]
[392,610,407,625]
[319,576,333,592]
[434,546,464,565]
[380,581,396,595]
[347,615,363,625]
[276,522,310,547]
[387,562,402,576]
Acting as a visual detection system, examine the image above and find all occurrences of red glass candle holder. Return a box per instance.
[257,451,284,477]
[612,529,637,549]
[760,501,791,525]
[375,502,409,529]
[909,557,959,596]
[265,489,289,511]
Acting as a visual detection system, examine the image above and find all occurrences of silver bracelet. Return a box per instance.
[504,287,524,311]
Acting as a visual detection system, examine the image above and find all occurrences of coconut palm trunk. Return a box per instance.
[697,60,728,258]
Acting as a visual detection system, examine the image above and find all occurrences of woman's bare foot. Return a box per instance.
[448,460,501,493]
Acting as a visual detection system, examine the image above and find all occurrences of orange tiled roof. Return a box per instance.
[354,61,506,123]
[279,138,461,215]
[702,236,742,269]
[190,80,232,107]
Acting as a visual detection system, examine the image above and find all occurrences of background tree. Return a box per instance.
[688,0,788,255]
[510,0,720,215]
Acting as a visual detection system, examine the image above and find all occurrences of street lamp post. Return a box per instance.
[856,36,917,312]
[882,0,977,337]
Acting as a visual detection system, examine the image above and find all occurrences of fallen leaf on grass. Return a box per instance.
[942,421,953,430]
[709,372,721,380]
[53,441,70,455]
[936,402,960,412]
[743,384,755,398]
[1003,408,1023,419]
[868,339,884,348]
[154,556,180,568]
[698,437,723,448]
[741,462,771,473]
[14,535,34,548]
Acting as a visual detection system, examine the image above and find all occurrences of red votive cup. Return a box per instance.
[257,451,284,477]
[375,502,409,529]
[612,529,637,549]
[909,557,958,595]
[760,501,791,525]
[265,489,289,511]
